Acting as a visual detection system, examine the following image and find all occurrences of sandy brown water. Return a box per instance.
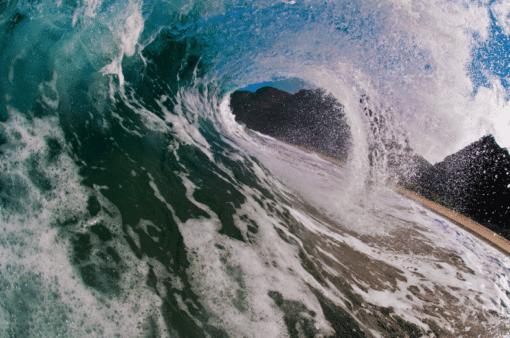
[274,136,510,257]
[395,187,510,257]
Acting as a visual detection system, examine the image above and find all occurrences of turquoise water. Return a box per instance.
[0,0,509,336]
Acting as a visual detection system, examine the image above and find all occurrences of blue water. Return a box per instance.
[1,0,510,336]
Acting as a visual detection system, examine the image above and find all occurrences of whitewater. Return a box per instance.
[0,0,509,336]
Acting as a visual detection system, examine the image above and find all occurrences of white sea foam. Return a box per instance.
[225,122,510,332]
[159,93,214,162]
[0,109,172,337]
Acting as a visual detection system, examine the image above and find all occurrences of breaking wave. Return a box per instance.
[0,0,509,336]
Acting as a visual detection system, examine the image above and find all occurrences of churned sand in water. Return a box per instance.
[255,134,510,257]
[292,141,510,257]
[395,187,510,257]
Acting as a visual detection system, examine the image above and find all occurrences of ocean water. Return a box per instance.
[0,0,510,337]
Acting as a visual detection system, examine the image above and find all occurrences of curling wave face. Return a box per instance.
[0,0,509,337]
